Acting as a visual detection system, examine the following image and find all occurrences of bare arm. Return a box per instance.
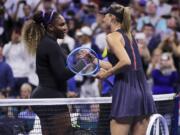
[93,58,112,70]
[106,32,131,75]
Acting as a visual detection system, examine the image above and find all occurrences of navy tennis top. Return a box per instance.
[108,29,143,72]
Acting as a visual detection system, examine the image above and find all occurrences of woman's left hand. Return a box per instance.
[96,68,111,80]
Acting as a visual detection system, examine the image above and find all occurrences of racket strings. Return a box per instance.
[149,117,169,135]
[67,48,99,75]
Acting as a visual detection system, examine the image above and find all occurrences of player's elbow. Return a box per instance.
[122,58,131,66]
[107,63,113,69]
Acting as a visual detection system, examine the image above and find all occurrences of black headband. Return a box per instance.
[42,10,56,26]
[110,8,124,22]
[99,7,124,22]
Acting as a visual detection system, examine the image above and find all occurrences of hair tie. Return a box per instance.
[121,8,125,21]
[47,10,55,24]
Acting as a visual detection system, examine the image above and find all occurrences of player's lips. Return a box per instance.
[64,30,68,34]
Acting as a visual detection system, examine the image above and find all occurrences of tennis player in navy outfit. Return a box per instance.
[96,3,157,135]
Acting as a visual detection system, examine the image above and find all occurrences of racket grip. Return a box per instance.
[73,59,88,72]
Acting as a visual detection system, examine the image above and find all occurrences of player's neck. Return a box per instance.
[111,24,121,32]
[46,31,57,40]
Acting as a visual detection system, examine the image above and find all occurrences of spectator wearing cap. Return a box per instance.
[73,25,101,97]
[74,26,101,133]
[76,26,101,58]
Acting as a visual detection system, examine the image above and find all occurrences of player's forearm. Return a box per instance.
[107,59,131,75]
[93,58,112,70]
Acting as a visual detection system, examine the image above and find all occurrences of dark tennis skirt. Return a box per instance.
[31,86,69,118]
[110,70,157,120]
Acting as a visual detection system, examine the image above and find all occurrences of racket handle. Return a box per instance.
[73,59,88,72]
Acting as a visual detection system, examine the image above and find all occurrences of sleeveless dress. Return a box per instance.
[108,29,156,119]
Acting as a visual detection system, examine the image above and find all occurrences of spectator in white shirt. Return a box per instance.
[3,27,29,97]
[156,0,172,17]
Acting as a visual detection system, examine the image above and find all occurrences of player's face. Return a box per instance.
[103,13,112,26]
[53,15,67,39]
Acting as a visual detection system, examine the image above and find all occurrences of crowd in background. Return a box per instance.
[0,0,179,134]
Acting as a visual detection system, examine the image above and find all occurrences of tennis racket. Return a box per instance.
[67,47,113,87]
[146,114,169,135]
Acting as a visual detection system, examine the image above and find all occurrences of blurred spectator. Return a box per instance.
[12,1,33,27]
[0,45,14,97]
[26,54,39,90]
[141,23,161,54]
[136,1,167,32]
[0,92,7,118]
[74,26,101,97]
[66,17,82,37]
[19,83,32,99]
[91,8,105,35]
[74,26,101,133]
[36,0,55,12]
[94,9,111,52]
[0,0,14,44]
[76,2,98,26]
[135,32,151,72]
[57,33,75,52]
[76,26,101,57]
[56,0,72,18]
[147,49,162,78]
[3,27,29,97]
[166,16,179,32]
[18,83,36,134]
[157,31,180,71]
[156,0,172,17]
[67,77,78,98]
[171,6,180,31]
[5,0,40,19]
[152,53,179,94]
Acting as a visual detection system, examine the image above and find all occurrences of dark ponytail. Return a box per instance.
[22,11,45,55]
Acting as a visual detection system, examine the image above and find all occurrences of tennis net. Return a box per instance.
[0,93,179,135]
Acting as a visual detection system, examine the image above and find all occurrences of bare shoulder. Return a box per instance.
[106,32,121,39]
[106,32,124,46]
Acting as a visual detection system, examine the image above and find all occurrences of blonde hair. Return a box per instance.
[20,83,32,93]
[110,3,132,42]
[22,20,45,55]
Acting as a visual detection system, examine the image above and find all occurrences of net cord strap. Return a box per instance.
[0,93,176,106]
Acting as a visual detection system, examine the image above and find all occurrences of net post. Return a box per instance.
[171,95,179,135]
